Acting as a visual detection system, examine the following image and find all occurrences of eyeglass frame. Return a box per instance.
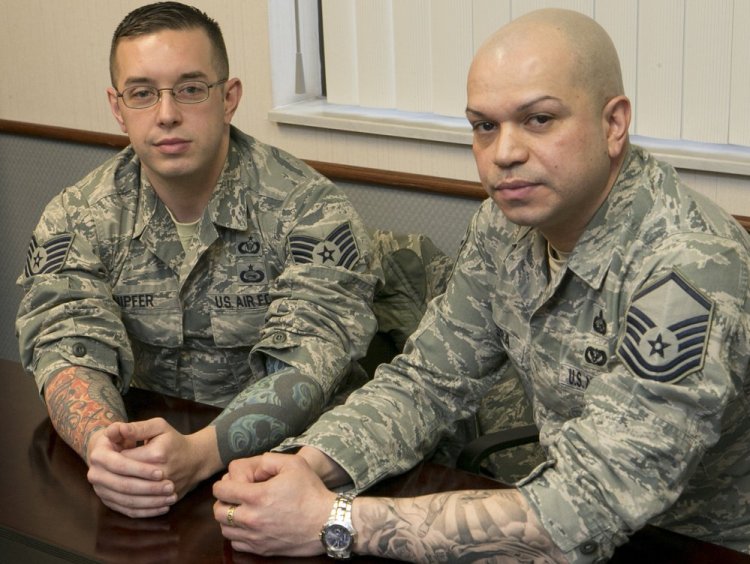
[114,78,229,109]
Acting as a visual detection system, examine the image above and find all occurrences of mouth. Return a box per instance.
[154,138,191,154]
[492,179,540,200]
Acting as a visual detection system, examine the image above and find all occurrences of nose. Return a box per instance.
[155,90,182,127]
[492,125,527,168]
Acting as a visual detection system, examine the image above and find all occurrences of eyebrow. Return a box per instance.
[122,71,210,87]
[466,95,564,117]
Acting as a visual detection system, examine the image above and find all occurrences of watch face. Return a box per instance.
[323,524,352,550]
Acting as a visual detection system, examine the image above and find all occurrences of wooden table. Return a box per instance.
[0,358,747,563]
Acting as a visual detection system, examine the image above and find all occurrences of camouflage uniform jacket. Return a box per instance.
[282,146,750,562]
[17,126,380,409]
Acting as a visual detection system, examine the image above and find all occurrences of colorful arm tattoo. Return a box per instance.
[212,366,324,465]
[44,366,127,462]
[357,490,567,563]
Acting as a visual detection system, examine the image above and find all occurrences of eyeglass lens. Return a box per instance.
[121,81,213,108]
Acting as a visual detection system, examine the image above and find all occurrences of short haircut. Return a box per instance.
[109,1,229,85]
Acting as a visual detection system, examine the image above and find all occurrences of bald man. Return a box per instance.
[211,9,750,562]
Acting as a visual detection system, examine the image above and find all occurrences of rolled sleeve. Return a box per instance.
[251,264,379,399]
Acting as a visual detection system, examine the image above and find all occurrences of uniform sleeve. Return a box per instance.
[249,172,381,404]
[278,207,510,489]
[519,232,750,563]
[15,190,133,397]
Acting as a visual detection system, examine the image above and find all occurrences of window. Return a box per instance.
[268,0,750,175]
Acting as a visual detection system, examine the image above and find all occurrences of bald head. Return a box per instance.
[466,8,632,251]
[474,9,624,109]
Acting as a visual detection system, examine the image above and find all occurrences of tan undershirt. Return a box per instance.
[547,241,571,278]
[166,207,201,251]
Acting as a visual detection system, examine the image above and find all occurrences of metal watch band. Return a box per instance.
[329,492,355,524]
[321,492,357,559]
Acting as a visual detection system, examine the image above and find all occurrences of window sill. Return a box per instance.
[269,99,750,177]
[268,99,471,145]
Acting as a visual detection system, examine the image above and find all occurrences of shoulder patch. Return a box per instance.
[617,271,713,384]
[24,233,74,277]
[288,222,360,268]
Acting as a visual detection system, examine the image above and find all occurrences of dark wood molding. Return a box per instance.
[0,119,486,200]
[0,119,129,149]
[304,160,485,199]
[2,118,748,230]
[734,215,750,233]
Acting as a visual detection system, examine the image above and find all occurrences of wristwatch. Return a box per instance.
[320,492,357,559]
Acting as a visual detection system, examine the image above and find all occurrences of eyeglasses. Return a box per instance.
[116,79,228,109]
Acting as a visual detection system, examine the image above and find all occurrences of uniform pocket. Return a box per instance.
[116,290,182,347]
[209,293,270,347]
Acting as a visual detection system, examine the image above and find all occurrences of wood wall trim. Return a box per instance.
[1,119,129,150]
[0,119,486,200]
[2,118,748,231]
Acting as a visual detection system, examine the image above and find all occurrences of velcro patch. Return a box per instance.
[288,222,360,268]
[24,233,74,277]
[617,271,713,383]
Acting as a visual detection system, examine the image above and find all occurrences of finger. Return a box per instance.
[212,476,249,505]
[230,540,257,554]
[213,500,242,528]
[101,496,175,519]
[88,463,174,496]
[89,448,166,481]
[94,483,177,513]
[212,480,233,504]
[226,457,261,482]
[92,425,135,454]
[252,452,301,482]
[117,441,169,465]
[116,418,169,444]
[103,422,129,443]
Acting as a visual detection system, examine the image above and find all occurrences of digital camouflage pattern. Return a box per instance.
[281,146,750,562]
[17,126,380,443]
[369,229,455,350]
[473,366,547,483]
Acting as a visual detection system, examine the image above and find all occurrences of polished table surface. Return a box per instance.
[1,358,748,563]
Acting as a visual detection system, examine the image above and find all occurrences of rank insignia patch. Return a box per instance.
[24,233,73,277]
[288,222,360,268]
[617,271,713,384]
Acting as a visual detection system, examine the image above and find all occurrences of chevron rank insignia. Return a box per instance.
[24,233,74,277]
[617,271,713,384]
[288,222,360,268]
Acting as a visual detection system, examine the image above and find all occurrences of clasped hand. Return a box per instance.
[212,453,336,556]
[86,417,215,518]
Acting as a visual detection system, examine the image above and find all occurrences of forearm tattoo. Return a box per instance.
[358,490,567,563]
[212,367,324,465]
[44,366,127,461]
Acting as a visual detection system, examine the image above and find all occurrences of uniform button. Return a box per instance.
[272,332,287,344]
[580,541,598,555]
[72,343,87,357]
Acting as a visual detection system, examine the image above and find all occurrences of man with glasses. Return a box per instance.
[16,1,380,519]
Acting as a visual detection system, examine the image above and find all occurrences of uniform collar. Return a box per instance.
[506,146,644,292]
[132,130,251,239]
[565,146,643,290]
[205,134,250,232]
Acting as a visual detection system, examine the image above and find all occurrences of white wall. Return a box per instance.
[2,0,750,216]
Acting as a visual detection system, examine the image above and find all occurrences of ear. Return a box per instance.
[602,95,631,159]
[106,87,128,134]
[222,78,243,125]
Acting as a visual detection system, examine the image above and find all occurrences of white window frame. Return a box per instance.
[267,0,750,177]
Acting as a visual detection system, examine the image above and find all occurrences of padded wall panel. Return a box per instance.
[1,134,117,362]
